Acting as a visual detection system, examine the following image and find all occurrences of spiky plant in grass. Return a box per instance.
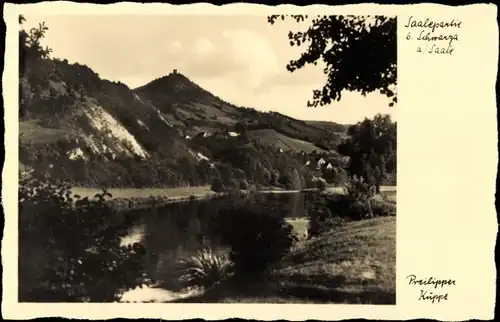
[177,248,232,289]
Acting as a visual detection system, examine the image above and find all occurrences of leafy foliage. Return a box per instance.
[313,176,328,190]
[209,202,295,275]
[18,178,152,302]
[344,175,374,202]
[239,179,249,190]
[177,248,232,289]
[19,15,53,70]
[210,177,225,192]
[17,17,361,192]
[308,204,347,237]
[370,198,396,217]
[337,114,397,192]
[268,15,397,107]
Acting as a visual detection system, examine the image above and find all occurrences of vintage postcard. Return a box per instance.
[1,1,497,320]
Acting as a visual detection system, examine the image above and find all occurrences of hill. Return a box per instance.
[306,120,349,133]
[19,39,348,189]
[247,129,328,154]
[134,72,347,152]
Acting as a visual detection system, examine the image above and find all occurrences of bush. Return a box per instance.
[208,203,294,276]
[210,177,225,193]
[239,179,249,190]
[344,175,373,203]
[313,177,328,190]
[226,178,240,191]
[340,175,375,220]
[371,198,396,217]
[177,248,232,289]
[307,200,346,237]
[18,178,152,302]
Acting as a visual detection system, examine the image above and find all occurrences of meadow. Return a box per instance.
[71,185,215,200]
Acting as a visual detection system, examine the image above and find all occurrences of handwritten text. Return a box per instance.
[406,274,457,304]
[404,16,463,55]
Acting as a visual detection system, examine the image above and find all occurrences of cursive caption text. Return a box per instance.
[404,16,462,55]
[406,274,457,303]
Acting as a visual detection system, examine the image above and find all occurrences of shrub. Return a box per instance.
[18,178,152,302]
[307,200,346,237]
[210,177,225,193]
[209,203,294,276]
[313,177,328,190]
[226,178,240,191]
[239,179,249,190]
[371,198,396,217]
[344,175,373,203]
[340,175,375,220]
[177,248,232,289]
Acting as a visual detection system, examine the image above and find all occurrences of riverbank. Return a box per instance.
[166,216,396,304]
[71,185,396,209]
[71,185,215,200]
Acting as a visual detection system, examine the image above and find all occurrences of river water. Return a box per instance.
[116,191,319,299]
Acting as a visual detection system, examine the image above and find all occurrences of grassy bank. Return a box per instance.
[172,216,396,304]
[71,185,214,199]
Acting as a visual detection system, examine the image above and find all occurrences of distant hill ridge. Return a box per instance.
[19,57,349,188]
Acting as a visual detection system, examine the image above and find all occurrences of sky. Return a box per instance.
[22,14,396,124]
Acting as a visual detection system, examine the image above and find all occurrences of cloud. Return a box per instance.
[221,29,280,87]
[194,38,215,57]
[162,29,279,92]
[169,41,183,51]
[254,60,328,94]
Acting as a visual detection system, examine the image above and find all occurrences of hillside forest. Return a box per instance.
[19,16,396,192]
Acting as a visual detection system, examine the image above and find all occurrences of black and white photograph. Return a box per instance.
[17,11,397,304]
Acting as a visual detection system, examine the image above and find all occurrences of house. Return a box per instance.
[185,135,191,140]
[316,157,326,168]
[196,152,209,162]
[304,160,311,166]
[326,163,334,170]
[227,131,240,137]
[195,131,211,139]
[67,148,85,161]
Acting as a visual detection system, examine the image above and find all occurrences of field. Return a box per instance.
[19,120,73,144]
[305,120,349,134]
[326,185,397,202]
[172,216,396,304]
[71,185,214,200]
[247,129,328,153]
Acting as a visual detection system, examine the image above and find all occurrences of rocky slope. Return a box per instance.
[19,57,347,188]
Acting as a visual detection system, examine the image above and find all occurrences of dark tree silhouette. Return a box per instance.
[268,15,397,107]
[19,15,53,65]
[337,114,396,193]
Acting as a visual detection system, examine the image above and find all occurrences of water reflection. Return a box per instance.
[119,192,318,292]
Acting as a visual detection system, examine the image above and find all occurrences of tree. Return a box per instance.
[337,114,396,193]
[290,168,302,190]
[235,121,248,134]
[211,177,225,193]
[19,15,53,66]
[236,121,250,144]
[268,15,396,107]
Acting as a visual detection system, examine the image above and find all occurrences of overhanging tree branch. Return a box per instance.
[268,15,397,108]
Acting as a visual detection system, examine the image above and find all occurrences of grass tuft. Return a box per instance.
[177,248,232,289]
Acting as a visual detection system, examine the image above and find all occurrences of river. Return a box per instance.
[115,191,320,301]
